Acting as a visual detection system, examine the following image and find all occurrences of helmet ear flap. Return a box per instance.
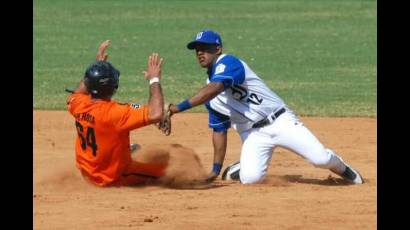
[83,75,99,95]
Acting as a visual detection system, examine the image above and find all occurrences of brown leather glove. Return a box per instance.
[157,103,172,136]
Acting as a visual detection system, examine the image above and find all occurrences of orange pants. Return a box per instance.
[80,161,167,187]
[114,160,167,186]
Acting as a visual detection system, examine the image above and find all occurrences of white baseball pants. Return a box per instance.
[239,111,346,184]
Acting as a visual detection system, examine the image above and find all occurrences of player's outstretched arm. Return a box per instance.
[96,40,111,61]
[67,40,113,94]
[70,80,88,94]
[206,130,228,182]
[169,82,225,115]
[144,53,164,123]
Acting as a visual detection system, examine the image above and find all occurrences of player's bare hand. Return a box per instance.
[205,171,218,183]
[168,104,179,116]
[143,53,164,80]
[96,40,111,61]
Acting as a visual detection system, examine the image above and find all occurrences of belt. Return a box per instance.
[252,108,286,128]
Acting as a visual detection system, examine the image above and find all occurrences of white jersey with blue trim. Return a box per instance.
[206,54,287,133]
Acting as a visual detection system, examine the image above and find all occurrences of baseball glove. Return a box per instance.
[157,103,172,136]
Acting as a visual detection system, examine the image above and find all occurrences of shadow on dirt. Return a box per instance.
[282,174,357,186]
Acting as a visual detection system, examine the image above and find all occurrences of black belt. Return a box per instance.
[252,108,286,128]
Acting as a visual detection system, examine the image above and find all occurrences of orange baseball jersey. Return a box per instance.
[67,93,153,186]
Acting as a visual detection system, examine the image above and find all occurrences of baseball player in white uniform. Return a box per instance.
[168,29,363,184]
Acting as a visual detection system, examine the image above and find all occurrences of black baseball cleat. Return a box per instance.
[130,143,140,152]
[221,161,241,181]
[336,164,364,184]
[130,144,141,160]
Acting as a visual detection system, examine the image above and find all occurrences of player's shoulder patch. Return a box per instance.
[216,55,242,71]
[116,102,141,109]
[130,103,141,109]
[215,63,226,75]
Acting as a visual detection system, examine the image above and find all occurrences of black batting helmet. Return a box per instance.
[84,61,120,98]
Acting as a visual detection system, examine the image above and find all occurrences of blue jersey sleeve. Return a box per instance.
[210,55,245,90]
[205,102,231,132]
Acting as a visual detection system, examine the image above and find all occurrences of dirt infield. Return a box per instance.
[33,111,376,230]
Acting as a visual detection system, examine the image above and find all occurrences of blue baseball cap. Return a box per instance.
[187,30,223,50]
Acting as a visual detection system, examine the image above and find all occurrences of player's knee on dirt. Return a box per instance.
[239,168,266,184]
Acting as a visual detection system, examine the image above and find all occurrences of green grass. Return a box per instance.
[34,0,376,117]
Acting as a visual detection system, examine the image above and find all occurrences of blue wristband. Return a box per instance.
[177,99,192,112]
[212,163,222,175]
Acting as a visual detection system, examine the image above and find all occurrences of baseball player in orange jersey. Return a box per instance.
[67,40,166,186]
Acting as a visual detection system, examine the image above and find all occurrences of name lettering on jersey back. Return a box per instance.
[74,112,95,124]
[215,64,226,75]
